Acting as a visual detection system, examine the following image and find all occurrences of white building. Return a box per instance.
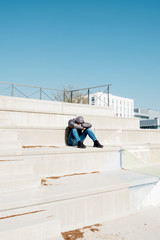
[90,92,134,117]
[134,108,160,129]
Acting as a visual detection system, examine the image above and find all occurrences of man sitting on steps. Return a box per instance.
[67,116,103,149]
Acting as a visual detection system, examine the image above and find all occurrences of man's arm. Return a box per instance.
[82,122,92,129]
[68,119,83,130]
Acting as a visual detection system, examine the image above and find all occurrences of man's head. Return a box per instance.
[75,116,84,125]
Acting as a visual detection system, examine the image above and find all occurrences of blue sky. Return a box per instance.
[0,0,160,109]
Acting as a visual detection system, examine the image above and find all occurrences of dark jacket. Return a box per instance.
[68,116,92,136]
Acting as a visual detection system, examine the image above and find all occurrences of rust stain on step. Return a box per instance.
[62,223,101,240]
[47,171,100,180]
[22,145,58,148]
[0,210,45,220]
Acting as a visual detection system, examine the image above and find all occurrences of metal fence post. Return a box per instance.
[120,149,124,169]
[11,84,14,97]
[40,88,42,100]
[107,85,110,107]
[71,91,73,103]
[88,89,90,104]
[63,91,66,102]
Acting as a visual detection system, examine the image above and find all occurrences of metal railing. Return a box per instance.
[0,81,111,106]
[65,84,111,106]
[0,81,65,102]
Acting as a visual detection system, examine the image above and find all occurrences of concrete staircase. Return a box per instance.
[122,145,160,177]
[0,210,62,240]
[0,96,160,239]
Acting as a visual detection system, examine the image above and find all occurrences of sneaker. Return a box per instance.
[77,140,86,149]
[93,140,103,148]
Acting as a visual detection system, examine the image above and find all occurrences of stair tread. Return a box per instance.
[0,170,158,212]
[0,210,61,240]
[0,210,56,230]
[22,145,121,155]
[0,174,39,181]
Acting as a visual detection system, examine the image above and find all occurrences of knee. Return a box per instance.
[85,128,92,134]
[71,128,78,133]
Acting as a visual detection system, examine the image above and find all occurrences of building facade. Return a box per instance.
[134,108,160,129]
[90,92,134,117]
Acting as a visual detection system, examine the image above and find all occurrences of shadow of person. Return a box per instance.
[65,127,70,146]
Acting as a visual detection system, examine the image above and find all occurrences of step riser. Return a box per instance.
[44,181,160,231]
[0,178,41,193]
[0,112,138,129]
[85,115,139,130]
[0,150,22,156]
[122,148,160,168]
[0,163,33,176]
[0,141,22,156]
[95,130,160,146]
[0,219,61,240]
[0,96,114,116]
[25,151,120,176]
[11,129,160,147]
[0,132,20,141]
[0,181,159,232]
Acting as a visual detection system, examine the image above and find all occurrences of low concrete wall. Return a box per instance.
[96,129,160,146]
[0,96,114,117]
[0,96,139,130]
[2,128,159,147]
[1,95,160,148]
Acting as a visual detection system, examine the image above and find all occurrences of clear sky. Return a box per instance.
[0,0,160,109]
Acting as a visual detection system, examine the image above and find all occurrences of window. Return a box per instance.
[91,97,95,105]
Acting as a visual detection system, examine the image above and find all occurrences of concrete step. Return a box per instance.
[126,166,160,177]
[48,236,64,240]
[0,131,20,141]
[0,161,33,176]
[121,145,160,177]
[0,143,22,156]
[0,210,62,240]
[85,114,139,130]
[0,156,23,161]
[95,129,160,146]
[67,205,160,240]
[0,111,138,130]
[0,131,22,156]
[0,96,139,130]
[0,119,11,126]
[0,174,41,193]
[0,95,114,117]
[0,170,159,231]
[122,145,160,167]
[8,127,160,147]
[23,146,121,177]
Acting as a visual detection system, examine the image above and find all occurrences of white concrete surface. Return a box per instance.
[0,96,139,130]
[0,161,33,176]
[0,170,159,231]
[76,205,160,240]
[95,129,160,146]
[85,115,139,130]
[122,146,160,177]
[0,111,139,129]
[0,131,22,156]
[0,95,160,238]
[0,174,41,193]
[0,95,114,116]
[4,128,160,147]
[23,146,121,177]
[0,211,62,240]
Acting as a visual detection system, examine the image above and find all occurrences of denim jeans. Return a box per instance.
[67,128,97,146]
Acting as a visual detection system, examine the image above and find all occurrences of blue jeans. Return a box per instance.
[67,128,97,146]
